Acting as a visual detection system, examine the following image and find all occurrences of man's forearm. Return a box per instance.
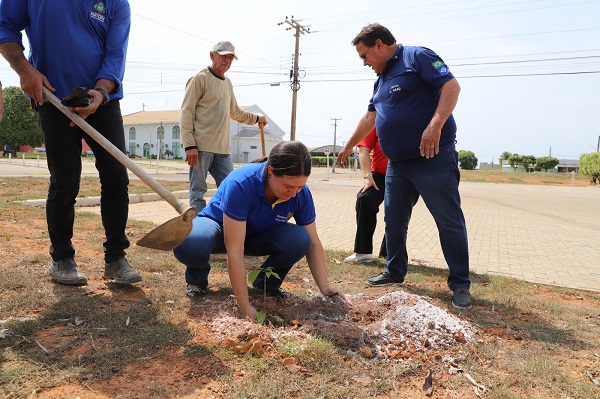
[430,78,460,129]
[94,78,117,94]
[344,111,376,151]
[358,147,372,175]
[0,42,30,75]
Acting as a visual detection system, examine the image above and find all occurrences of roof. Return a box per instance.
[122,105,255,126]
[557,160,580,166]
[310,145,344,154]
[123,110,180,125]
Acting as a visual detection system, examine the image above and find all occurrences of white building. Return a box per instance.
[122,105,285,163]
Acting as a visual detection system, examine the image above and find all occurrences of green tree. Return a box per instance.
[0,86,43,149]
[458,150,478,170]
[508,154,521,172]
[580,152,600,184]
[499,151,512,167]
[508,154,536,172]
[520,155,536,172]
[535,156,560,172]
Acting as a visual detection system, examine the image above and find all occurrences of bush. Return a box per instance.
[458,150,478,170]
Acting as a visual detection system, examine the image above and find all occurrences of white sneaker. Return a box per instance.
[344,253,373,263]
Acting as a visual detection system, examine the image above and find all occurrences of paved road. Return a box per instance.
[2,157,599,291]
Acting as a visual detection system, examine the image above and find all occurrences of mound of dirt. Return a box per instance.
[205,291,476,361]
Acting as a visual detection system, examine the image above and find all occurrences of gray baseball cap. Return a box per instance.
[212,41,238,60]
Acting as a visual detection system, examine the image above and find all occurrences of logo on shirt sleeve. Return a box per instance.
[432,59,450,76]
[91,2,107,22]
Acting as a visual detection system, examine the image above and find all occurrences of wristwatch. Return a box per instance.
[363,172,372,179]
[93,87,110,106]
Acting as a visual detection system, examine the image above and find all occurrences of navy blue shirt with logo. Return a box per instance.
[368,44,457,161]
[0,0,130,100]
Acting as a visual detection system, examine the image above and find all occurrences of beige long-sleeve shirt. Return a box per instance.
[180,67,257,154]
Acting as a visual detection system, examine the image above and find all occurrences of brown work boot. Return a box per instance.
[48,258,88,286]
[104,258,142,284]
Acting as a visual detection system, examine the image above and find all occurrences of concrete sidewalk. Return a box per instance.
[4,158,599,292]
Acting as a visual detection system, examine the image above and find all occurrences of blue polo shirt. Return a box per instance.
[0,0,130,99]
[199,163,316,233]
[368,44,457,161]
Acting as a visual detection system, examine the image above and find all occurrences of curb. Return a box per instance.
[24,189,216,208]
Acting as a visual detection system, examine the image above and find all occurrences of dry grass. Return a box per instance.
[460,169,591,186]
[0,176,599,398]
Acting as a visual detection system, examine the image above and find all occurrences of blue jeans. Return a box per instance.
[38,100,130,262]
[383,148,470,291]
[189,152,233,212]
[173,216,312,290]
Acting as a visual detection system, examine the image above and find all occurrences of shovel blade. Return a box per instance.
[136,207,196,251]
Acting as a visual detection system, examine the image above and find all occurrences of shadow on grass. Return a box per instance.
[0,282,227,395]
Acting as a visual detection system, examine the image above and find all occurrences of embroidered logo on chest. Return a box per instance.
[389,84,402,94]
[91,2,107,22]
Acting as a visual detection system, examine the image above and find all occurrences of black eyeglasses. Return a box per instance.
[359,46,373,61]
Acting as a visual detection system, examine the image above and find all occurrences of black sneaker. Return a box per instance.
[186,284,206,298]
[366,273,403,287]
[452,288,473,309]
[265,287,289,301]
[104,258,142,284]
[48,258,87,286]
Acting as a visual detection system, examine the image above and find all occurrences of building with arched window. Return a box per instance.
[122,105,285,162]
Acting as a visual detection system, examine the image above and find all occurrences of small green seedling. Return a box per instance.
[248,266,281,324]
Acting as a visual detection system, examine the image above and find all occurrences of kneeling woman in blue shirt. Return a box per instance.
[174,141,350,321]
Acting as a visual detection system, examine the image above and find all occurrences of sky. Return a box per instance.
[1,0,599,163]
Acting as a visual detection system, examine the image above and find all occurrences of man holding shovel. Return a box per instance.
[0,0,142,286]
[180,41,267,213]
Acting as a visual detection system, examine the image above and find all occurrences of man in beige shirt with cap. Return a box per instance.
[180,41,267,212]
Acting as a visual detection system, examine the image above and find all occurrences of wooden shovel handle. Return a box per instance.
[42,87,190,215]
[259,122,266,158]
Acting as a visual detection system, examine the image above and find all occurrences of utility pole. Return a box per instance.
[331,118,341,173]
[597,135,599,152]
[156,121,163,174]
[279,16,311,141]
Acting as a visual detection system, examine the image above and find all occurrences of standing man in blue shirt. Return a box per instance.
[0,0,142,286]
[337,23,472,309]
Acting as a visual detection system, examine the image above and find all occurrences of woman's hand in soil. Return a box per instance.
[238,303,258,322]
[321,287,353,306]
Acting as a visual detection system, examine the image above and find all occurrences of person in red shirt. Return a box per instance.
[345,128,389,263]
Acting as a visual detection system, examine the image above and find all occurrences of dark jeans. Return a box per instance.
[173,216,312,290]
[354,172,386,257]
[383,148,470,291]
[39,100,130,262]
